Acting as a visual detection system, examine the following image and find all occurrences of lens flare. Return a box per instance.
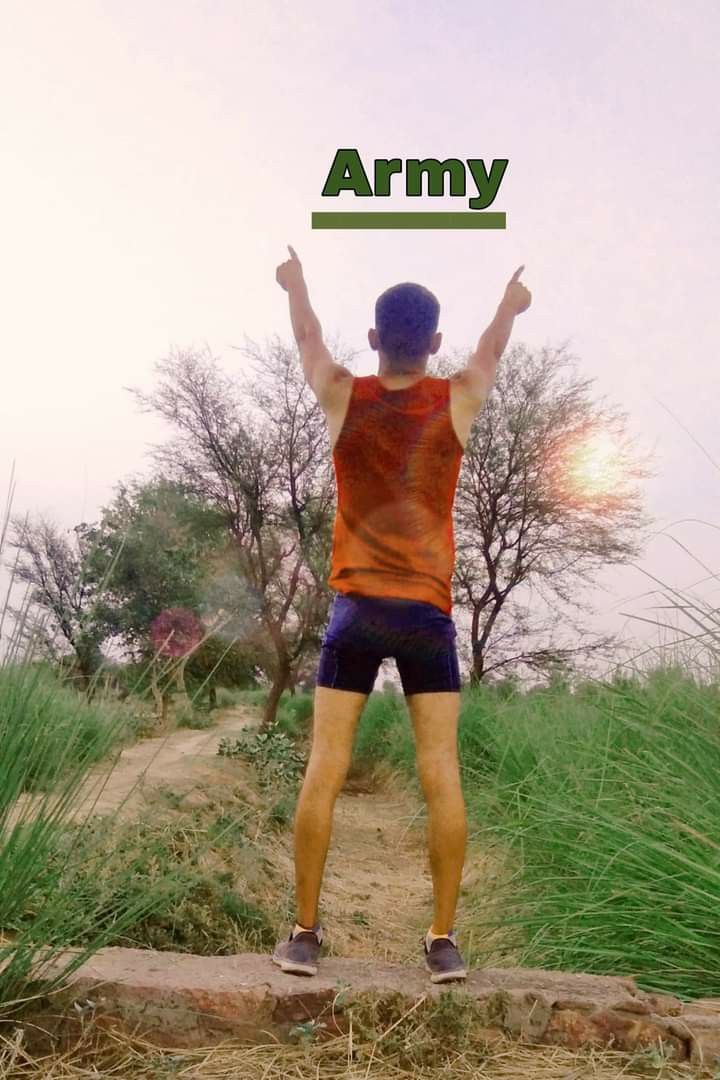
[150,608,204,657]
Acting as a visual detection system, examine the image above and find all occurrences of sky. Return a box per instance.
[1,0,719,674]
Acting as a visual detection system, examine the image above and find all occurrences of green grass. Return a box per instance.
[342,670,720,1000]
[350,690,413,769]
[11,809,277,955]
[0,663,134,793]
[219,667,720,1001]
[0,659,191,1010]
[461,669,720,999]
[275,692,314,739]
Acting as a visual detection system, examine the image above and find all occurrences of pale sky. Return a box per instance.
[2,0,719,673]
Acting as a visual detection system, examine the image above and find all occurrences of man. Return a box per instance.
[272,246,531,982]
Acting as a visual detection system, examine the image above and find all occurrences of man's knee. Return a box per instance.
[416,756,463,802]
[304,747,351,798]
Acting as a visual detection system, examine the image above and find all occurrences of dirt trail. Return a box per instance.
[262,766,496,964]
[72,705,259,820]
[322,781,438,960]
[60,700,495,963]
[77,703,496,963]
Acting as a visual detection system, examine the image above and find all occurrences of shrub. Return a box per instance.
[275,691,313,739]
[218,726,305,789]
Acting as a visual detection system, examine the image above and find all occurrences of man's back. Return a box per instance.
[326,373,465,615]
[324,369,485,457]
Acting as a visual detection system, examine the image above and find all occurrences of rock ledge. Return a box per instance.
[20,948,720,1067]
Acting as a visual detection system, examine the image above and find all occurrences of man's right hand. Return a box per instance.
[501,265,532,315]
[276,244,305,292]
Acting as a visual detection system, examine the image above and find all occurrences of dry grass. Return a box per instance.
[0,1008,708,1080]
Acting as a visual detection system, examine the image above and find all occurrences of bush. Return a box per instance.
[218,725,305,789]
[275,691,313,739]
[226,688,270,708]
[175,702,213,729]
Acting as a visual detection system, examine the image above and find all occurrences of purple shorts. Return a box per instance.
[315,592,461,696]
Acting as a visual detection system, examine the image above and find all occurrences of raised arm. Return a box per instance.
[276,244,350,407]
[276,244,322,344]
[462,265,532,401]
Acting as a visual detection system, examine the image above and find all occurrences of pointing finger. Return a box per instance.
[510,264,525,283]
[288,245,299,260]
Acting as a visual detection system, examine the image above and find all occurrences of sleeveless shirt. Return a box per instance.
[326,374,464,615]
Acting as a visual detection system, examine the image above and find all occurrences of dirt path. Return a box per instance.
[323,780,437,961]
[262,766,496,964]
[63,700,496,963]
[73,705,259,820]
[75,702,455,959]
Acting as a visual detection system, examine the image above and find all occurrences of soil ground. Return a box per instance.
[262,763,500,964]
[76,705,258,820]
[76,700,497,962]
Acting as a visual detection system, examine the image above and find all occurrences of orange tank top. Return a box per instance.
[327,374,464,615]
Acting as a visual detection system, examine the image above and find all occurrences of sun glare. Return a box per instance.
[562,429,625,498]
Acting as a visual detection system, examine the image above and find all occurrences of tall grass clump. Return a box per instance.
[0,661,188,1011]
[462,666,720,999]
[275,690,314,740]
[0,467,187,1014]
[0,664,132,793]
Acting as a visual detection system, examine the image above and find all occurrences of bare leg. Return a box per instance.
[406,691,467,935]
[293,685,368,928]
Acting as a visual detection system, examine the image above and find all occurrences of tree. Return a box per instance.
[184,632,261,710]
[83,476,237,722]
[434,343,653,683]
[4,515,106,692]
[126,338,355,727]
[124,334,649,705]
[84,476,225,649]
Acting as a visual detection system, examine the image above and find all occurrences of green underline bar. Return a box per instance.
[311,211,506,230]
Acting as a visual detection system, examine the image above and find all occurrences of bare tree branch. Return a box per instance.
[433,343,654,683]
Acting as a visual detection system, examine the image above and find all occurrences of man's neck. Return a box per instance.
[377,359,428,383]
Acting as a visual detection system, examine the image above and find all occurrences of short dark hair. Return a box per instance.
[374,282,440,361]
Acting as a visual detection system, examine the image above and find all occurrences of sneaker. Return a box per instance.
[272,923,324,976]
[423,930,468,983]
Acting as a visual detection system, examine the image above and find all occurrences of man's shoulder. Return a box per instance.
[448,367,491,405]
[317,367,355,419]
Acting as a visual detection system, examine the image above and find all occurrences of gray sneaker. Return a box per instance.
[423,930,468,983]
[272,923,324,976]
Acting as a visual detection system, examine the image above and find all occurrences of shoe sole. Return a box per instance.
[271,953,318,977]
[425,958,468,983]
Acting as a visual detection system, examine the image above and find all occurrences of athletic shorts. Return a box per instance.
[315,592,461,696]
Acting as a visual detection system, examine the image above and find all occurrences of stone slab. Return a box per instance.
[15,947,720,1065]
